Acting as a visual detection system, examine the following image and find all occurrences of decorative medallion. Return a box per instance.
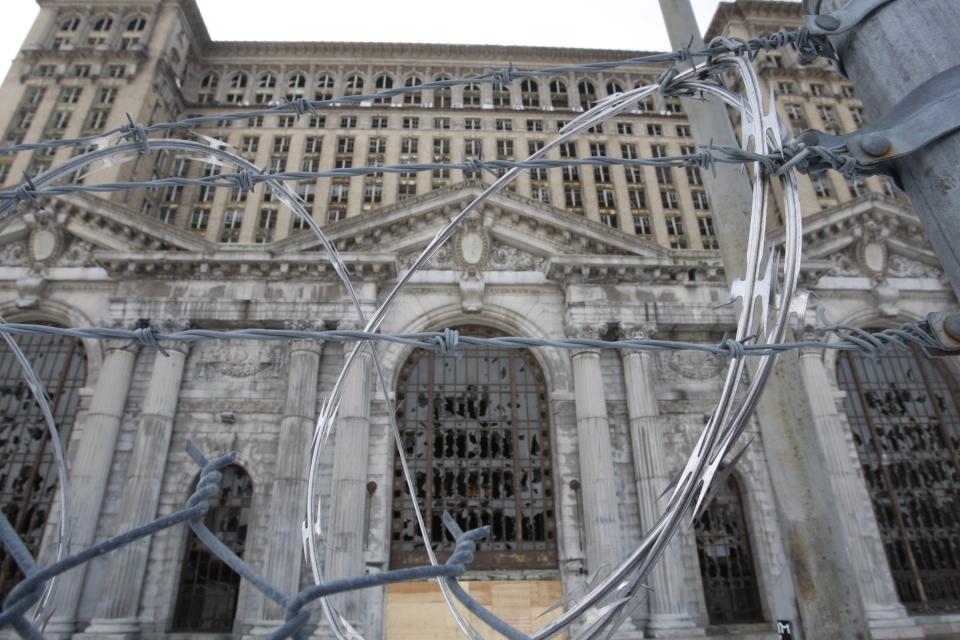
[857,238,887,276]
[28,226,62,265]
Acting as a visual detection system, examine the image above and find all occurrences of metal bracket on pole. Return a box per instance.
[922,311,960,357]
[803,0,898,35]
[799,64,960,177]
[802,0,899,74]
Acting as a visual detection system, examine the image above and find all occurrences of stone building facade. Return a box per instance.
[0,1,957,638]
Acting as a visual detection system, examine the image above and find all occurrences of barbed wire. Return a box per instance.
[0,441,505,640]
[0,142,874,210]
[0,27,827,158]
[0,317,946,359]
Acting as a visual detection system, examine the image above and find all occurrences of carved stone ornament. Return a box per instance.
[397,244,454,270]
[826,250,861,277]
[460,271,485,313]
[28,226,62,266]
[195,342,287,379]
[488,240,545,271]
[887,253,942,279]
[0,242,29,266]
[454,215,490,271]
[856,238,887,277]
[15,272,47,308]
[666,349,726,380]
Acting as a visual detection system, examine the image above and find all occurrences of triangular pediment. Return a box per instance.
[771,194,946,283]
[273,181,669,264]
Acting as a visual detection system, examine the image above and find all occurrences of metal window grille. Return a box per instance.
[694,473,764,624]
[837,347,960,612]
[390,326,557,570]
[172,464,253,632]
[0,329,86,597]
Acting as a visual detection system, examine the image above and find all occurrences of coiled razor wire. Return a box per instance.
[0,39,950,640]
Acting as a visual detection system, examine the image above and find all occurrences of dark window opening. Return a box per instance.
[837,347,960,612]
[695,473,764,624]
[172,465,253,632]
[0,329,86,597]
[390,326,557,570]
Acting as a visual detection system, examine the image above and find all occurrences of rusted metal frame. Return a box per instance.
[0,337,76,595]
[913,346,960,480]
[844,351,928,606]
[424,352,436,550]
[508,351,525,553]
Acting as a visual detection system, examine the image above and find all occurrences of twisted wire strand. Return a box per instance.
[0,320,946,357]
[0,442,495,640]
[0,143,873,208]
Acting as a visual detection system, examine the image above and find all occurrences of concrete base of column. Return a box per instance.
[42,618,77,640]
[76,616,140,639]
[865,603,926,639]
[243,620,284,637]
[645,613,706,637]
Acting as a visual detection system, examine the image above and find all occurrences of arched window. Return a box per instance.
[119,16,146,50]
[606,80,624,96]
[433,75,451,108]
[403,76,422,105]
[0,329,86,596]
[256,74,276,105]
[60,16,81,31]
[125,16,146,31]
[87,15,113,46]
[492,82,511,108]
[390,326,557,570]
[837,347,960,611]
[172,464,253,632]
[200,72,219,89]
[577,80,597,107]
[374,74,393,104]
[53,15,81,50]
[285,72,306,101]
[226,72,247,104]
[549,79,569,109]
[344,74,365,98]
[462,83,481,107]
[520,79,539,108]
[695,473,763,624]
[315,73,335,101]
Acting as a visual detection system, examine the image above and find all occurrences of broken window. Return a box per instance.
[0,330,86,597]
[837,347,960,612]
[695,473,763,624]
[390,327,557,570]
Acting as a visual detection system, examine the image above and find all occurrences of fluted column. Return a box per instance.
[45,340,139,638]
[798,341,922,637]
[83,326,190,638]
[257,322,324,626]
[620,324,701,636]
[568,323,622,576]
[322,327,373,630]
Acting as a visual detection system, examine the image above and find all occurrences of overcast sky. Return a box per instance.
[0,0,736,80]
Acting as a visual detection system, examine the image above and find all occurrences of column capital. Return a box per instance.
[619,322,658,342]
[284,319,325,354]
[565,322,607,356]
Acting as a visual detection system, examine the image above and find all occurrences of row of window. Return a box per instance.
[50,14,147,51]
[195,71,680,114]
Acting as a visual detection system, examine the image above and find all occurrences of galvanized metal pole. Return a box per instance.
[657,2,870,638]
[817,0,960,300]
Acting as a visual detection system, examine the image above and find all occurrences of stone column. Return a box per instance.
[252,324,324,631]
[322,329,373,631]
[620,324,702,637]
[83,329,190,639]
[798,343,923,638]
[45,340,139,638]
[568,323,623,576]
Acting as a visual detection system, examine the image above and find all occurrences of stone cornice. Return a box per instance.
[546,253,725,285]
[92,249,397,280]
